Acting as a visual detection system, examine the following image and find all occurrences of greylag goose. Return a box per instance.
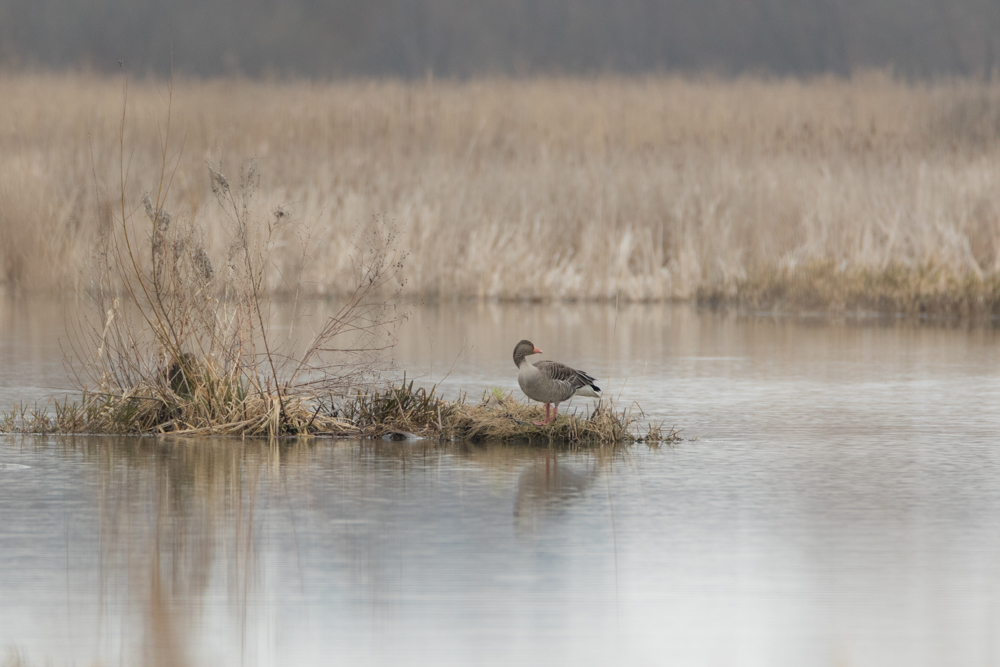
[513,340,601,425]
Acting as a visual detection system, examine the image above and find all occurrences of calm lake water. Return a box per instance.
[2,298,1000,666]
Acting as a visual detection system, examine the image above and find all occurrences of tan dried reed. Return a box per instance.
[2,72,1000,312]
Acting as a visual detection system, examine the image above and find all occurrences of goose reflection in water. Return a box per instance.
[513,455,597,532]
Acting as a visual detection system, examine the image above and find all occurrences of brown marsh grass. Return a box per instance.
[340,383,674,444]
[2,72,1000,313]
[1,379,673,444]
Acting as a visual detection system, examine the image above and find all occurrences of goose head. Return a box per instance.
[513,339,543,367]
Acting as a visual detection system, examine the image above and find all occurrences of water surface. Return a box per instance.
[2,299,1000,666]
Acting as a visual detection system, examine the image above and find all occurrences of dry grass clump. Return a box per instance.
[447,391,674,444]
[338,384,676,445]
[338,376,450,438]
[4,72,1000,313]
[1,367,355,436]
[60,148,404,435]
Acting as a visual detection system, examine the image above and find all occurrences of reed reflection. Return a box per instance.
[79,436,315,667]
[47,437,624,666]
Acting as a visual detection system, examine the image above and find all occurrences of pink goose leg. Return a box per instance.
[534,403,552,426]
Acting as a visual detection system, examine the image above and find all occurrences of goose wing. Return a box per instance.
[533,360,601,392]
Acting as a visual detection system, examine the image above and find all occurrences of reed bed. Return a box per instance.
[728,260,1000,316]
[3,72,1000,313]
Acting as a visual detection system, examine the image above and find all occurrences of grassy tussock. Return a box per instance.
[340,383,676,445]
[447,391,674,444]
[339,377,448,437]
[2,382,676,445]
[4,73,1000,313]
[0,369,355,437]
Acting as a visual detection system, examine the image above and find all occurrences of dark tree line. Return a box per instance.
[0,0,998,78]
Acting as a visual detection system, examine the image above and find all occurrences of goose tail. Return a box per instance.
[573,384,601,398]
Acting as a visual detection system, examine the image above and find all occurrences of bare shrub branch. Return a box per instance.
[62,83,406,435]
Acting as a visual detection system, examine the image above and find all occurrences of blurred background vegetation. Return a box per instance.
[1,0,999,79]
